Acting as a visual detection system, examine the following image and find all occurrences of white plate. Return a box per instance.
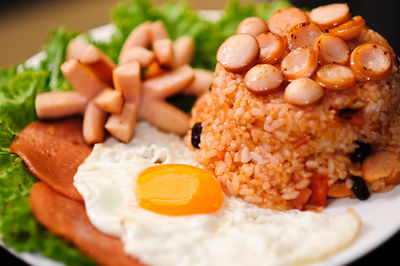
[3,10,400,266]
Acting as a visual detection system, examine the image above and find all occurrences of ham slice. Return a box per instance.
[29,182,143,266]
[10,118,91,201]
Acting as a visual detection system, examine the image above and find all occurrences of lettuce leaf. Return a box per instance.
[0,0,290,265]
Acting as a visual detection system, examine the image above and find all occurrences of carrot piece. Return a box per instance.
[29,182,143,266]
[308,173,329,207]
[290,188,312,210]
[327,182,353,198]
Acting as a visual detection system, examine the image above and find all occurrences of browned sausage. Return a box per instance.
[315,64,356,90]
[257,33,285,64]
[286,22,323,51]
[61,59,108,99]
[118,47,154,67]
[313,33,350,65]
[93,88,124,114]
[217,34,260,73]
[113,61,141,101]
[268,7,308,35]
[329,16,365,41]
[140,100,190,135]
[236,17,268,37]
[244,64,283,95]
[281,47,318,80]
[350,43,392,81]
[105,101,138,143]
[35,91,88,119]
[82,101,107,144]
[143,64,194,99]
[309,3,350,29]
[80,45,116,86]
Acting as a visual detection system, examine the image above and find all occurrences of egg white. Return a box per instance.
[74,121,360,266]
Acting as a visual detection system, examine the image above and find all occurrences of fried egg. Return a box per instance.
[74,121,360,266]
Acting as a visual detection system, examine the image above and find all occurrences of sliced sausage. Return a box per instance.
[35,91,88,119]
[105,101,138,143]
[150,20,169,42]
[286,22,323,51]
[257,32,285,64]
[217,34,259,73]
[61,59,108,99]
[66,38,89,60]
[350,43,392,81]
[82,101,107,144]
[236,17,268,37]
[267,7,308,35]
[143,64,194,99]
[153,38,174,69]
[281,47,318,80]
[145,61,167,79]
[113,61,141,101]
[140,100,190,135]
[80,45,116,86]
[309,3,350,29]
[119,22,151,63]
[244,64,283,95]
[313,33,350,65]
[315,64,356,90]
[362,151,400,183]
[118,47,154,67]
[329,16,366,41]
[93,88,124,114]
[284,78,324,106]
[173,36,194,68]
[182,69,213,96]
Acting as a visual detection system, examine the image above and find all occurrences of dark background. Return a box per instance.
[1,0,399,264]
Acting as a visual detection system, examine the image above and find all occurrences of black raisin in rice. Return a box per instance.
[337,108,357,120]
[351,176,370,200]
[191,122,202,149]
[350,141,373,163]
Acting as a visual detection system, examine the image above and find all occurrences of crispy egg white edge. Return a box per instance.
[74,121,361,266]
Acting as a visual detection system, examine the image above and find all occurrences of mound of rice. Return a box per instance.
[190,62,400,210]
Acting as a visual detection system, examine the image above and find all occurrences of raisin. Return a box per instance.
[337,108,357,120]
[350,141,373,163]
[351,176,370,200]
[191,122,202,149]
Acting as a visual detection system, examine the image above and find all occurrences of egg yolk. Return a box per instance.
[136,164,224,216]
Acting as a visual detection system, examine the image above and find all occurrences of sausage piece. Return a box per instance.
[350,43,392,81]
[315,64,356,90]
[80,45,116,86]
[35,91,88,119]
[143,64,194,99]
[82,101,107,144]
[119,22,151,63]
[244,64,283,95]
[309,3,350,29]
[173,36,194,68]
[257,33,285,64]
[236,17,268,37]
[182,69,213,96]
[284,78,324,106]
[66,38,89,60]
[93,88,124,114]
[281,47,318,80]
[268,7,308,35]
[150,20,169,42]
[61,59,108,99]
[105,101,138,143]
[286,22,323,51]
[113,61,141,101]
[118,47,154,67]
[329,16,366,41]
[140,100,190,135]
[153,38,175,69]
[217,34,260,73]
[313,33,350,65]
[362,151,400,183]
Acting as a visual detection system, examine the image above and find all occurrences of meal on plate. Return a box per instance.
[1,0,399,265]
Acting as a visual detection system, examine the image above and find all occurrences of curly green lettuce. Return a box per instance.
[0,0,290,264]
